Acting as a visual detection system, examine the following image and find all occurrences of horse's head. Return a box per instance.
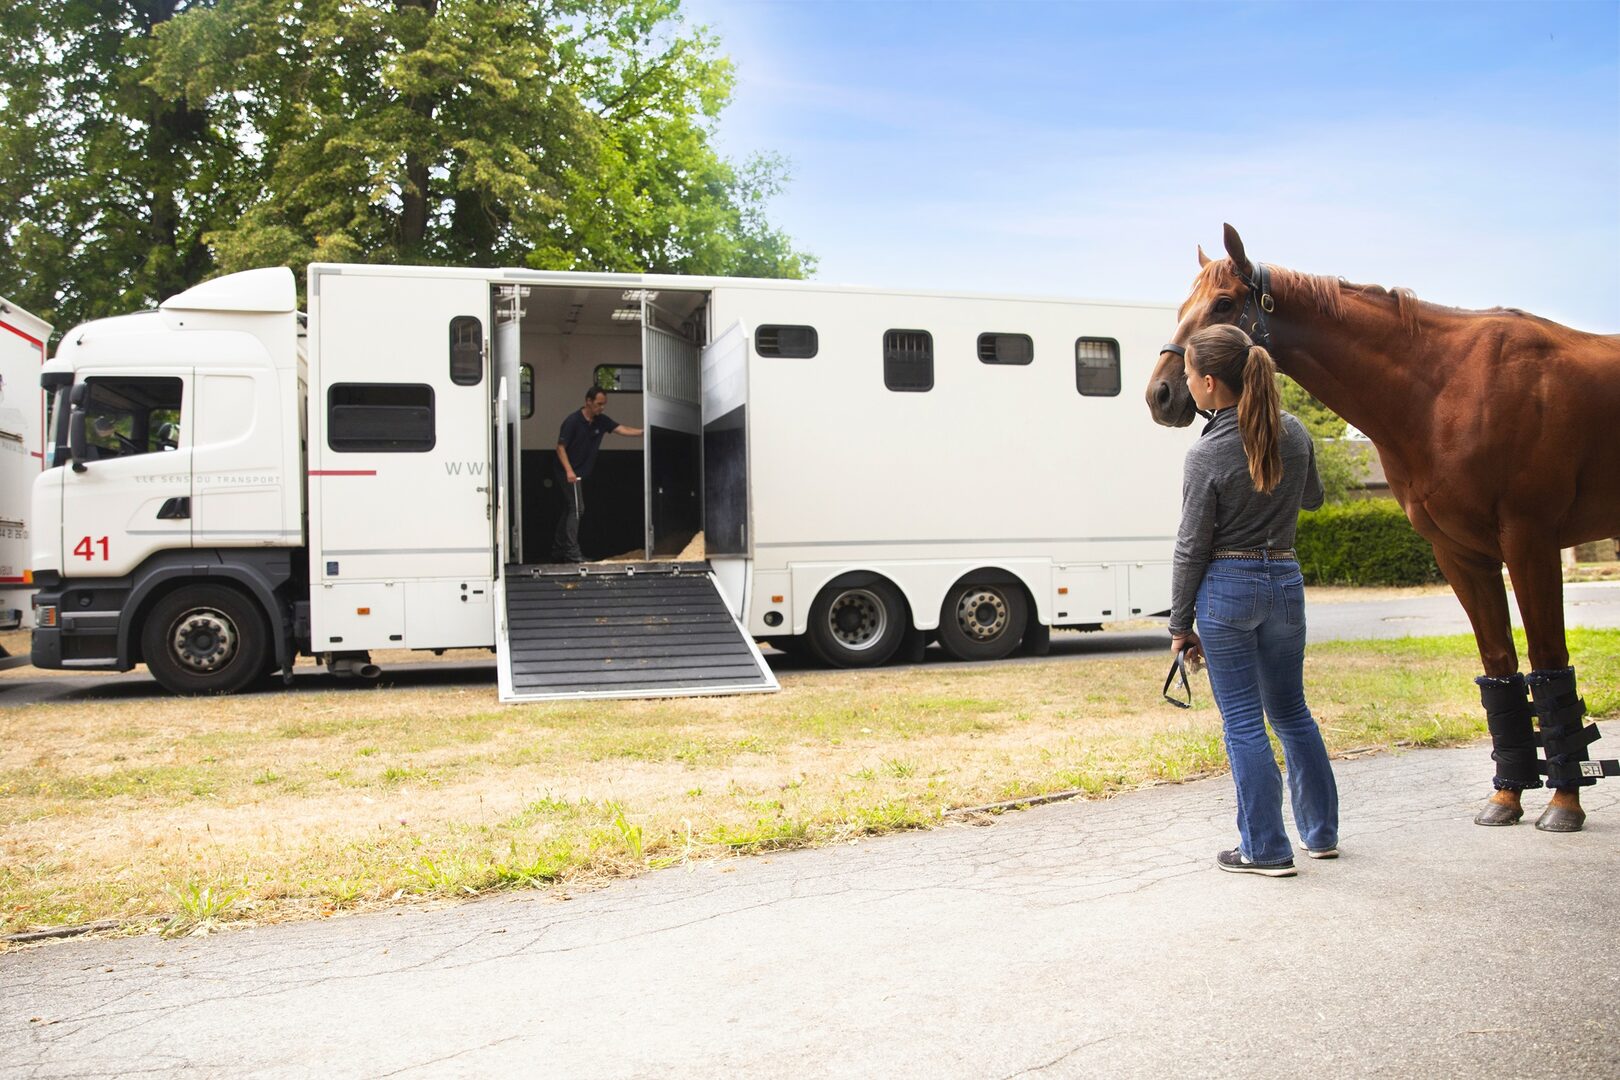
[1145,224,1269,427]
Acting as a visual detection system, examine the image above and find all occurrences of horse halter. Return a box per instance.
[1159,258,1274,422]
[1159,258,1277,359]
[1233,261,1275,348]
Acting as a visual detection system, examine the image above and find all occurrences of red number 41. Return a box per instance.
[73,536,110,561]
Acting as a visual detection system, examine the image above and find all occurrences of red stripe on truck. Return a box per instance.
[0,319,44,348]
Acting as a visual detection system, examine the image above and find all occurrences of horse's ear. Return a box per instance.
[1223,223,1252,278]
[1197,245,1211,268]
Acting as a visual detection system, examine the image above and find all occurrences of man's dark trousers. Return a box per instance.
[552,479,585,563]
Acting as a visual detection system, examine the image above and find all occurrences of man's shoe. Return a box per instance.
[1303,846,1339,860]
[1216,848,1296,877]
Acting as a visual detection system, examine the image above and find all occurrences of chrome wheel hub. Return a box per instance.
[170,608,238,673]
[956,588,1008,641]
[827,589,887,650]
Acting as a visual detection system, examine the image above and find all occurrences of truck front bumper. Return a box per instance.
[30,575,134,672]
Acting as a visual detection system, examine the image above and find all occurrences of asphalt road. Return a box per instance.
[1,582,1616,706]
[4,738,1617,1078]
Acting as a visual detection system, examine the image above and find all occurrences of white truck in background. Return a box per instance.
[0,296,49,636]
[31,264,1191,698]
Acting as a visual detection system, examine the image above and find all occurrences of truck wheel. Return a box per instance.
[141,585,271,695]
[807,580,904,668]
[938,581,1027,662]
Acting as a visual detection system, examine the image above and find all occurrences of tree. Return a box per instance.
[0,1,242,332]
[1278,375,1369,503]
[1,0,812,334]
[148,0,812,277]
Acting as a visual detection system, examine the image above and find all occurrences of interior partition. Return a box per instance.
[643,325,703,557]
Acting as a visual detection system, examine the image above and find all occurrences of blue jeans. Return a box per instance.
[1197,559,1339,864]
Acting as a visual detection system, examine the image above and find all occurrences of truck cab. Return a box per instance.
[30,269,307,692]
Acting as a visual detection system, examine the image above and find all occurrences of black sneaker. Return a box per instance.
[1216,848,1296,877]
[1303,846,1339,860]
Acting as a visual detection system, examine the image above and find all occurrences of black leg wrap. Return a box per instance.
[1527,667,1604,789]
[1477,674,1542,791]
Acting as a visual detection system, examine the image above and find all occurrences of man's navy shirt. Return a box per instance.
[556,409,618,479]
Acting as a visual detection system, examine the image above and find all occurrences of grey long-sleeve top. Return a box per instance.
[1168,407,1324,635]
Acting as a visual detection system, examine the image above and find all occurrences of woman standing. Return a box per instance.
[1170,323,1339,877]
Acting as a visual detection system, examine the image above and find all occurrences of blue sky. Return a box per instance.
[680,0,1620,331]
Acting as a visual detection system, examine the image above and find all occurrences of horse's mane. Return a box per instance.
[1201,260,1418,335]
[1204,258,1546,338]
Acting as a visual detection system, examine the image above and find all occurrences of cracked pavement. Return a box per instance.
[4,735,1618,1078]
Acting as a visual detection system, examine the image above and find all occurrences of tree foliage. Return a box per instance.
[0,1,235,329]
[1,0,812,334]
[1278,374,1369,503]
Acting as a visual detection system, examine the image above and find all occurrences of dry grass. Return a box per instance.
[3,628,1615,945]
[1563,561,1620,584]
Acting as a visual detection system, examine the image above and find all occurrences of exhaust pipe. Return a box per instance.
[326,652,382,680]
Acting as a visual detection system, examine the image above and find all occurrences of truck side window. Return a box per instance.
[593,364,643,393]
[449,316,482,386]
[1074,338,1121,397]
[328,383,436,452]
[520,364,534,419]
[45,387,67,468]
[756,325,817,358]
[82,377,184,460]
[977,333,1033,365]
[883,330,933,392]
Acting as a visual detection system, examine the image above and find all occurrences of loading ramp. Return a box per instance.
[497,562,779,701]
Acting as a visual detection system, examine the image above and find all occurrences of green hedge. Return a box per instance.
[1296,498,1443,586]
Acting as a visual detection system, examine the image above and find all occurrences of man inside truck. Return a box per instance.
[551,385,643,563]
[88,414,138,459]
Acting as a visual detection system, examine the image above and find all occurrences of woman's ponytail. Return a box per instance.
[1237,345,1282,494]
[1185,324,1283,494]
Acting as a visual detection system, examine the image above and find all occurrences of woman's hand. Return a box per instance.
[1171,631,1204,673]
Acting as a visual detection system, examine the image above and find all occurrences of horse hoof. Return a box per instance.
[1534,805,1586,833]
[1473,802,1523,826]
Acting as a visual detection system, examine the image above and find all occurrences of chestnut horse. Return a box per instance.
[1147,225,1620,831]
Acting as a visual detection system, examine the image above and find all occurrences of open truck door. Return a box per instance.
[701,320,751,617]
[494,318,775,702]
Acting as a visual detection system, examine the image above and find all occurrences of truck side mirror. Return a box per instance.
[69,411,88,472]
[68,383,89,473]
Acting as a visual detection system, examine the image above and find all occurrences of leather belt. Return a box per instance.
[1211,548,1296,561]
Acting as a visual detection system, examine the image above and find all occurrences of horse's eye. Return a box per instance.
[1214,298,1234,314]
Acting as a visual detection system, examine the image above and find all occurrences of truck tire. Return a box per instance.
[937,581,1027,662]
[140,585,271,695]
[807,580,904,668]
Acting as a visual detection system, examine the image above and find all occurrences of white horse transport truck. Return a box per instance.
[1,296,49,638]
[30,264,1190,699]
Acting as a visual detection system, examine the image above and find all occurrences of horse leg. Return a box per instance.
[1430,544,1533,824]
[1502,537,1593,832]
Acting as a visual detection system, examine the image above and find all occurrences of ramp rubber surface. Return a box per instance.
[500,563,777,700]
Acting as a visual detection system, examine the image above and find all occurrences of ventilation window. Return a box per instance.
[328,383,435,452]
[1075,338,1121,397]
[883,330,933,392]
[978,333,1033,366]
[449,316,482,386]
[593,364,643,393]
[520,364,534,419]
[756,325,818,358]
